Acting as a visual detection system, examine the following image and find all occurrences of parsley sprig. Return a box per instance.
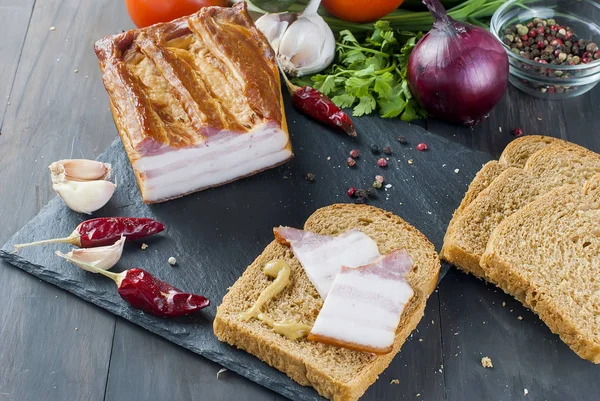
[295,21,427,121]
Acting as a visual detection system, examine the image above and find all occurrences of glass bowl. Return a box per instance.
[490,0,600,99]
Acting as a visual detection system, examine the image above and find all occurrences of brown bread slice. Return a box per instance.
[442,142,600,278]
[213,204,440,401]
[481,175,600,363]
[441,135,565,271]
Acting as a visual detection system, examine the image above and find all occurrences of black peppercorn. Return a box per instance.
[305,173,315,182]
[365,188,376,198]
[383,146,393,155]
[369,144,380,154]
[355,189,367,198]
[355,197,365,204]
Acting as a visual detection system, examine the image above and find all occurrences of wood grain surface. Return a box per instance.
[0,1,598,401]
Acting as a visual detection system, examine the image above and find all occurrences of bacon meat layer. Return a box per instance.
[94,3,292,203]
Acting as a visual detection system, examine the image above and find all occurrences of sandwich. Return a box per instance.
[214,204,440,401]
[94,2,292,203]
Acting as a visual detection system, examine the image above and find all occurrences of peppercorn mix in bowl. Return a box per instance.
[491,0,600,99]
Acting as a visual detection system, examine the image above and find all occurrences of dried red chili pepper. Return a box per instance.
[277,66,357,137]
[14,217,165,250]
[56,253,209,318]
[114,268,209,317]
[291,86,357,137]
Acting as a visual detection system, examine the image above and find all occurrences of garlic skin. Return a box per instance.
[56,235,125,272]
[52,180,116,214]
[50,159,111,183]
[255,0,335,77]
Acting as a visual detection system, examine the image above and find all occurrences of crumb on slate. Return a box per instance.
[141,243,148,250]
[524,389,529,395]
[217,368,228,379]
[454,168,460,174]
[49,26,56,31]
[518,316,523,320]
[390,379,400,385]
[481,357,493,368]
[168,256,177,266]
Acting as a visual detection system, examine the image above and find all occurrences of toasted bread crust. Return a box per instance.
[214,204,440,401]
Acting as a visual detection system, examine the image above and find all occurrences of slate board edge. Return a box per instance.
[0,248,322,401]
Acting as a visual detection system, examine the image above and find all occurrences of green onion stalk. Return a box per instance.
[246,0,509,32]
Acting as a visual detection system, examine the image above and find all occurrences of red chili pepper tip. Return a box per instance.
[416,143,429,151]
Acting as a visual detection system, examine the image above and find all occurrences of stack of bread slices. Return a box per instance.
[442,135,600,363]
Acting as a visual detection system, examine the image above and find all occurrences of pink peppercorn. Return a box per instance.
[347,187,356,197]
[521,35,529,41]
[537,41,545,49]
[536,26,544,34]
[416,143,428,151]
[375,175,384,184]
[512,128,524,137]
[550,25,558,31]
[347,157,356,167]
[377,158,387,168]
[528,29,537,37]
[349,149,359,158]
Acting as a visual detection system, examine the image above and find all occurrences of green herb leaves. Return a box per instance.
[297,21,427,121]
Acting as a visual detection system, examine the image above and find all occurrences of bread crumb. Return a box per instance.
[74,69,78,73]
[481,356,493,368]
[327,156,331,161]
[390,379,399,385]
[524,388,528,395]
[217,368,228,379]
[416,394,421,397]
[168,256,177,266]
[518,316,523,320]
[418,338,423,342]
[431,320,435,325]
[49,26,56,31]
[502,302,506,307]
[74,327,78,331]
[141,243,148,250]
[408,159,413,165]
[454,168,460,174]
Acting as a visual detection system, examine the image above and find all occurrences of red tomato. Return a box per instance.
[322,0,405,23]
[125,0,228,28]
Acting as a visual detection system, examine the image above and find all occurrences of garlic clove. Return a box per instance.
[50,159,112,183]
[255,0,335,77]
[56,235,125,272]
[255,13,295,55]
[53,180,116,214]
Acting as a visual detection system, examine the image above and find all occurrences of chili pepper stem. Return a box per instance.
[55,251,123,284]
[275,57,301,95]
[14,234,80,251]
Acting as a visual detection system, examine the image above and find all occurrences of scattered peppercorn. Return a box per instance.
[397,135,407,144]
[355,189,367,198]
[375,175,385,184]
[372,181,382,189]
[369,143,380,154]
[355,197,365,204]
[349,149,359,158]
[346,157,356,167]
[305,173,315,182]
[383,146,393,155]
[512,127,524,137]
[416,143,429,151]
[347,187,356,197]
[377,158,387,167]
[365,188,376,198]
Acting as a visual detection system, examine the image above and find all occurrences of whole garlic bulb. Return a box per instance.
[256,0,335,77]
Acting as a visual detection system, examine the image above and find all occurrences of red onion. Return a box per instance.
[407,0,509,125]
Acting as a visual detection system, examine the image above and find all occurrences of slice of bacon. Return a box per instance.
[273,227,381,299]
[307,249,415,354]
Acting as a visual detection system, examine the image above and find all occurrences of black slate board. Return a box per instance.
[0,102,490,401]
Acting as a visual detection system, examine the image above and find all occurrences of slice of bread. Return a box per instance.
[442,142,600,279]
[214,204,440,401]
[481,175,600,363]
[441,135,565,272]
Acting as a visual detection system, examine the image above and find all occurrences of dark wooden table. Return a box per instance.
[0,1,598,400]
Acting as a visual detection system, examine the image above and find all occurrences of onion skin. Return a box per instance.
[407,1,508,125]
